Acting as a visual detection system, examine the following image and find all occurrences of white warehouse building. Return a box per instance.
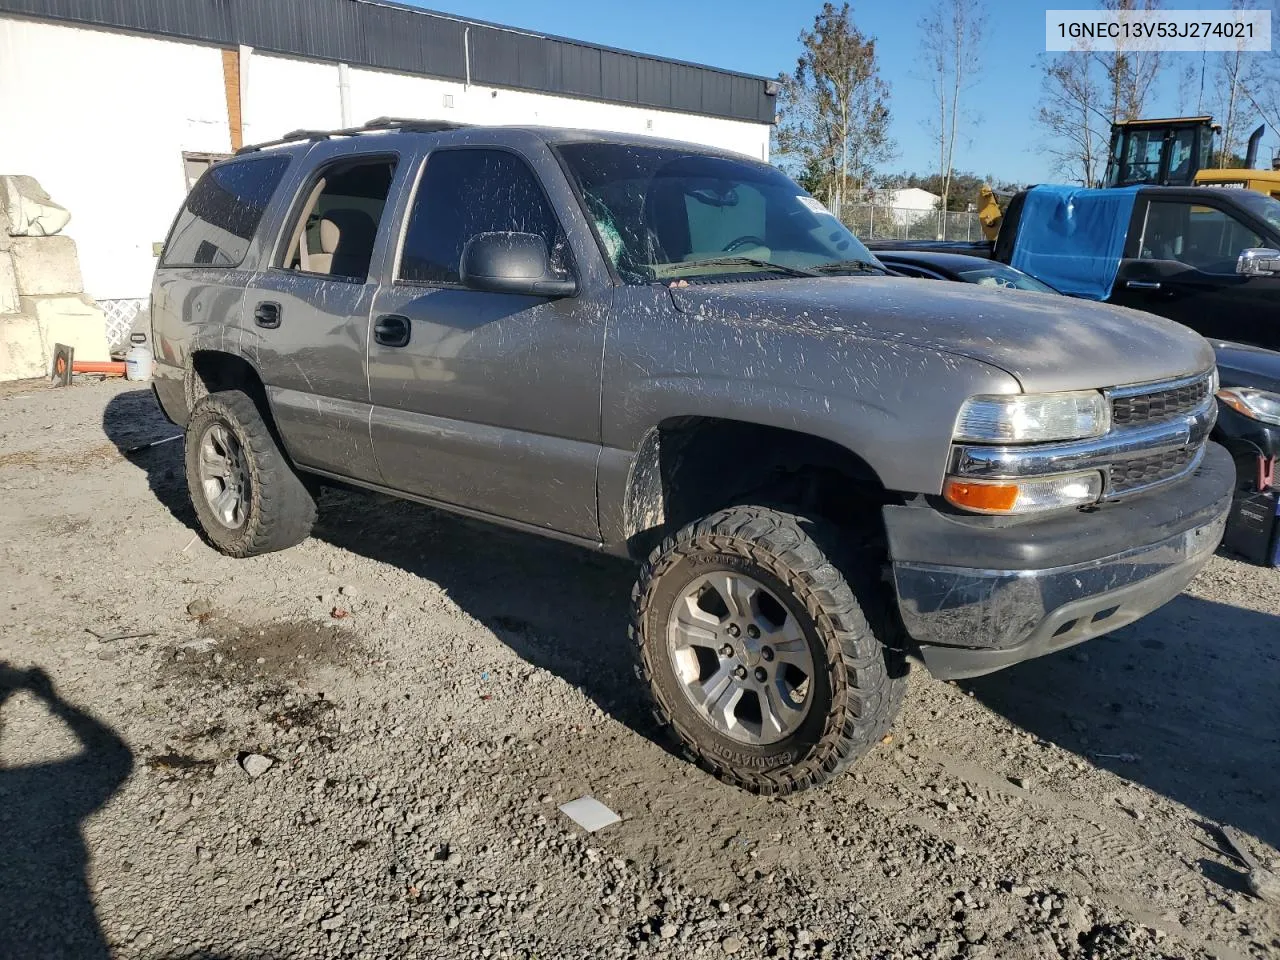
[0,0,776,344]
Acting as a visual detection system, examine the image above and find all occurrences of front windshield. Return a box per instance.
[956,263,1057,293]
[1232,190,1280,235]
[557,142,878,283]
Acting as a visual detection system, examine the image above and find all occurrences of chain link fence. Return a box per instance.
[838,205,983,243]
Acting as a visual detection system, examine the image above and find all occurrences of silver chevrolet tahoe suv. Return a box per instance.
[151,118,1234,794]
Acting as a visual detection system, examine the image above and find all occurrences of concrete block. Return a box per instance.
[0,252,18,314]
[0,175,72,237]
[24,295,111,363]
[0,313,50,381]
[10,235,84,296]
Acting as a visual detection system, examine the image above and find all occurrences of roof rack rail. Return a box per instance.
[362,116,467,133]
[236,117,468,155]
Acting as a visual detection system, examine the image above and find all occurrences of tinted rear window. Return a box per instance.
[162,155,291,268]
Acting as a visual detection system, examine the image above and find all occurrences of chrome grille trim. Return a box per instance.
[1106,370,1214,400]
[1108,371,1215,427]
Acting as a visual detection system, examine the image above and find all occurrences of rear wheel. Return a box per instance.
[185,389,316,557]
[631,505,907,795]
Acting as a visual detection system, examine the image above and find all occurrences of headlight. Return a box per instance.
[1217,387,1280,426]
[944,471,1104,515]
[955,391,1110,443]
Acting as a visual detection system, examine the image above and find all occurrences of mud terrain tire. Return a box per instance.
[185,389,316,557]
[632,505,907,795]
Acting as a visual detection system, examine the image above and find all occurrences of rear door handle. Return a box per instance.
[374,314,411,348]
[254,301,281,328]
[1125,280,1162,290]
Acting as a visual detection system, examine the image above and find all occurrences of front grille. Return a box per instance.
[1111,376,1211,426]
[1109,447,1193,494]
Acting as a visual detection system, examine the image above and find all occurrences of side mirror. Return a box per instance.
[460,232,577,297]
[1236,247,1280,277]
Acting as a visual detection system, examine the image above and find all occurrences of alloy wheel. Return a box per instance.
[666,571,814,745]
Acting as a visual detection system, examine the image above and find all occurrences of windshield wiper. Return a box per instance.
[811,259,889,275]
[666,257,821,279]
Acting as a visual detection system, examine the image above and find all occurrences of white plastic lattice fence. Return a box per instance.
[100,298,148,352]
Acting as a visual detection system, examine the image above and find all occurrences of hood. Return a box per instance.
[1211,339,1280,393]
[668,277,1215,393]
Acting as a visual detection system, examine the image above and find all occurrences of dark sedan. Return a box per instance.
[875,250,1058,293]
[1213,339,1280,476]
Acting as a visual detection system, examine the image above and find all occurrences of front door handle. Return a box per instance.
[1125,280,1162,290]
[254,301,281,328]
[374,314,411,348]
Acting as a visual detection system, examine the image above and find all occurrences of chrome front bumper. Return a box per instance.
[887,441,1235,680]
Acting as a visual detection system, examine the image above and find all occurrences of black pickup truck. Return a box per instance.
[868,185,1280,350]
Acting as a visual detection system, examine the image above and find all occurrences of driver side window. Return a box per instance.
[398,148,569,286]
[1139,200,1262,273]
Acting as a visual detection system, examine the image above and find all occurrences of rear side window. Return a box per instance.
[398,149,566,285]
[279,157,397,282]
[162,155,290,268]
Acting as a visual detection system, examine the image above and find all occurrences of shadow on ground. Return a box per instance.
[963,592,1280,856]
[106,389,1280,856]
[102,388,194,528]
[317,485,650,725]
[0,665,133,958]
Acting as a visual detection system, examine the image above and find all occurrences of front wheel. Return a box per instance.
[631,506,906,795]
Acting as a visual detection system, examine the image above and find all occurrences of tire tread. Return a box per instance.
[185,389,316,558]
[630,505,908,795]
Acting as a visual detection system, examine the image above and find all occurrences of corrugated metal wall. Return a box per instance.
[0,0,775,123]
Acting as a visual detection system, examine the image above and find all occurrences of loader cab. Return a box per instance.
[1104,117,1216,188]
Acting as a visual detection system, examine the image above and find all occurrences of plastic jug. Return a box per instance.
[125,344,153,381]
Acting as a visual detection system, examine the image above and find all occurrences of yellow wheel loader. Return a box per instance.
[1104,115,1280,199]
[978,115,1280,240]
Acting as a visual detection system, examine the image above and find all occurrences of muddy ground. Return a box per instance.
[0,377,1277,960]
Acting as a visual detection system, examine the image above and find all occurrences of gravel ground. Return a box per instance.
[0,377,1278,960]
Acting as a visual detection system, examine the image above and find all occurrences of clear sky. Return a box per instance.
[406,0,1278,185]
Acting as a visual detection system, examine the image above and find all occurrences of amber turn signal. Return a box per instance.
[944,471,1104,515]
[943,479,1020,512]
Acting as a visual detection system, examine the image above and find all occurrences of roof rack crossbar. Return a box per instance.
[236,117,467,155]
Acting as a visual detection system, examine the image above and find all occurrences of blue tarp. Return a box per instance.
[1010,185,1141,300]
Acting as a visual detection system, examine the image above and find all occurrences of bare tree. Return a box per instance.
[1206,0,1272,167]
[1175,53,1208,116]
[1036,50,1108,186]
[774,3,894,217]
[919,0,986,236]
[1097,0,1165,125]
[1226,3,1279,167]
[1216,44,1249,166]
[1242,49,1280,136]
[1241,65,1280,167]
[1034,0,1165,186]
